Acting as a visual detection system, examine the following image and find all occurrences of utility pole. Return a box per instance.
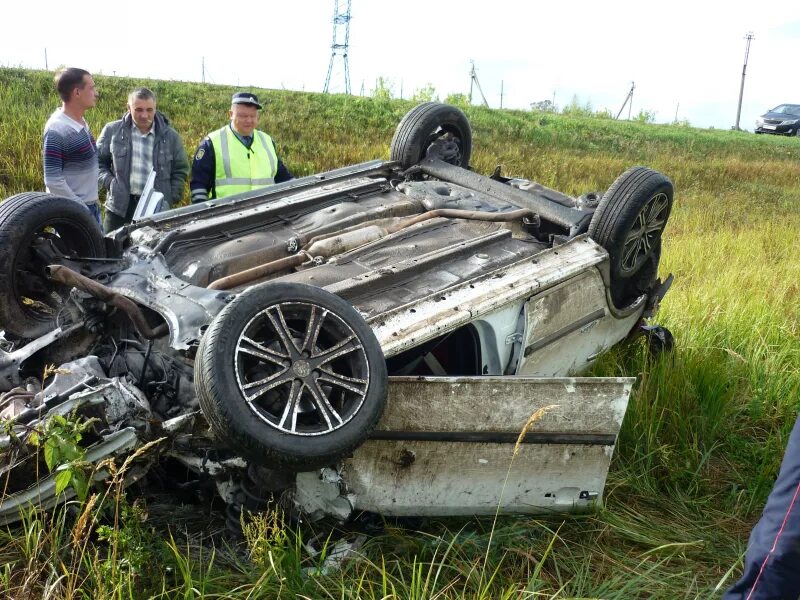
[500,80,504,109]
[323,0,352,94]
[44,48,48,70]
[674,102,680,123]
[735,32,754,131]
[616,82,635,120]
[468,61,489,107]
[629,89,634,120]
[202,57,205,83]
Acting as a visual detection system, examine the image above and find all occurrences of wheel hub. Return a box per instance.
[292,360,311,378]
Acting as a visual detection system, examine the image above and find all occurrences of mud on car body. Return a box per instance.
[0,103,673,523]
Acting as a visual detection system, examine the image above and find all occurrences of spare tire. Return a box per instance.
[588,167,673,308]
[0,193,106,339]
[390,102,472,169]
[194,282,388,470]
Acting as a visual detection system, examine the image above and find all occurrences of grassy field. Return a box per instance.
[0,67,798,599]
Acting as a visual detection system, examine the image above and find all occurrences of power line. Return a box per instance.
[323,0,352,94]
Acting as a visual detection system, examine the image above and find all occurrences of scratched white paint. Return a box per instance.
[294,376,634,518]
[370,236,608,358]
[343,441,611,516]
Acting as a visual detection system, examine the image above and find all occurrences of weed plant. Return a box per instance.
[0,67,798,599]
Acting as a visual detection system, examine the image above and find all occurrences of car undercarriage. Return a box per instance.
[0,103,674,524]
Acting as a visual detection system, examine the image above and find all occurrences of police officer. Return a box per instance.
[190,92,293,202]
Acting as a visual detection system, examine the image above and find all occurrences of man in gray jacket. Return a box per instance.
[97,88,189,232]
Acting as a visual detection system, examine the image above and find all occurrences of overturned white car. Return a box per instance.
[0,103,673,524]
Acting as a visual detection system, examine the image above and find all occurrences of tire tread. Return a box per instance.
[587,167,673,307]
[390,103,472,169]
[0,193,105,338]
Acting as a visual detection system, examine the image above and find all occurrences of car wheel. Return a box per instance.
[194,282,388,470]
[0,193,106,339]
[588,167,673,308]
[390,102,472,169]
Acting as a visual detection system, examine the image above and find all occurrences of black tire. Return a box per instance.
[588,167,673,308]
[390,102,472,169]
[635,239,661,296]
[0,193,105,339]
[195,282,388,470]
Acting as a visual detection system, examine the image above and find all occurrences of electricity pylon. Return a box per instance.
[323,0,352,94]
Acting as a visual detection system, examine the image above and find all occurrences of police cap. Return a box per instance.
[231,92,262,109]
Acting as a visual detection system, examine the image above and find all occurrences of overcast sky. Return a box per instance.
[2,0,798,130]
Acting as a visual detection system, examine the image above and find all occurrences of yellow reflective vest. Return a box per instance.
[208,126,278,198]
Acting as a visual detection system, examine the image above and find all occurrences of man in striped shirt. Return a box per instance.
[42,67,101,226]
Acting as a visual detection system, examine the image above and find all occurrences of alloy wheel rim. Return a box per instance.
[621,192,669,274]
[234,301,370,436]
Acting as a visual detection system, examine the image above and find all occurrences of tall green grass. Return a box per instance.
[1,67,798,599]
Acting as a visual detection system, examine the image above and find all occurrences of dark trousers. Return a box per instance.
[103,195,140,233]
[723,414,800,600]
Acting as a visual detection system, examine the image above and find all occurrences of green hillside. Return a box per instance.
[1,67,799,599]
